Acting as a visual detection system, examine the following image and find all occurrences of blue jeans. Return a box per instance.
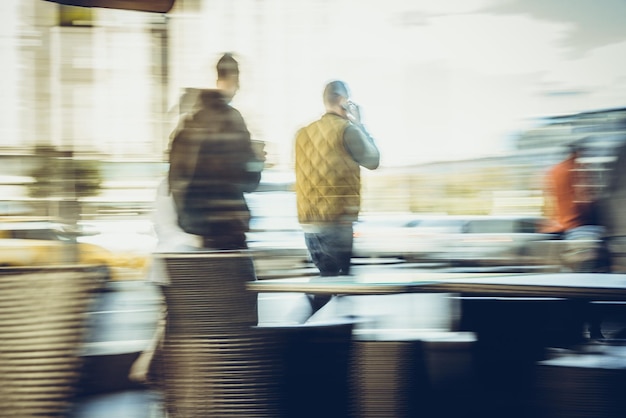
[304,224,354,276]
[304,224,354,316]
[563,225,610,273]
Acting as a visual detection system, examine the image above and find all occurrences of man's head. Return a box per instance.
[216,53,240,101]
[323,80,351,117]
[567,137,588,159]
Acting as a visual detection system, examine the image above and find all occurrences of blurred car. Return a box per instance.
[0,217,153,280]
[246,215,311,276]
[245,190,312,276]
[247,215,305,249]
[404,215,557,266]
[77,219,157,254]
[352,213,558,267]
[352,213,424,259]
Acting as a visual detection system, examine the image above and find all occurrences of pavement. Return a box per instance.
[69,279,163,416]
[70,390,164,418]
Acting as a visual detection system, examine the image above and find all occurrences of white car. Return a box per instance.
[352,214,558,267]
[351,213,424,259]
[404,215,557,266]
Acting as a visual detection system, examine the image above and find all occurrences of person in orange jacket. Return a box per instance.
[543,139,609,340]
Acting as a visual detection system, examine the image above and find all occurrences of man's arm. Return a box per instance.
[228,108,263,192]
[343,123,380,170]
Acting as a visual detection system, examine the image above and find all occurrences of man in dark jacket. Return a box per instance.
[168,53,264,250]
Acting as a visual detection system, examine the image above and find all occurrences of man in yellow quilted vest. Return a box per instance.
[294,80,380,314]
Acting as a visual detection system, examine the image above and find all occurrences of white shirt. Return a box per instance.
[148,178,202,284]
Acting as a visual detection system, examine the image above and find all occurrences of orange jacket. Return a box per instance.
[542,155,591,233]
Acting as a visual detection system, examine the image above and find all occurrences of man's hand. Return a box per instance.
[251,140,267,162]
[346,102,362,125]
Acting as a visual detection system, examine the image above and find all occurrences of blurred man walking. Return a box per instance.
[294,80,380,315]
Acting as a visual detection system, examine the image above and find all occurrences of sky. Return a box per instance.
[68,0,626,168]
[263,0,626,166]
[348,0,626,166]
[5,0,623,168]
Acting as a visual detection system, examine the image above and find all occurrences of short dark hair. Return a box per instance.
[323,80,350,106]
[216,53,239,79]
[568,137,589,155]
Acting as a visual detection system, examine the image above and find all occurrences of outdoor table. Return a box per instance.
[422,272,626,300]
[249,271,626,354]
[248,271,626,417]
[247,272,626,300]
[246,271,518,296]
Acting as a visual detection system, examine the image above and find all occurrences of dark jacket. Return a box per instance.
[168,89,262,248]
[599,140,626,238]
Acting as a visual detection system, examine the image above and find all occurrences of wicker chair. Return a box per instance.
[535,346,626,418]
[157,251,270,417]
[349,329,478,418]
[157,251,357,418]
[0,265,107,417]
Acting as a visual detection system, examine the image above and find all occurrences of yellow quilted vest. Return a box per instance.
[295,113,361,224]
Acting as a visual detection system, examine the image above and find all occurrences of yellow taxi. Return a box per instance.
[0,217,152,280]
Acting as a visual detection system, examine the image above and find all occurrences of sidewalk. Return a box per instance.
[70,390,164,418]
